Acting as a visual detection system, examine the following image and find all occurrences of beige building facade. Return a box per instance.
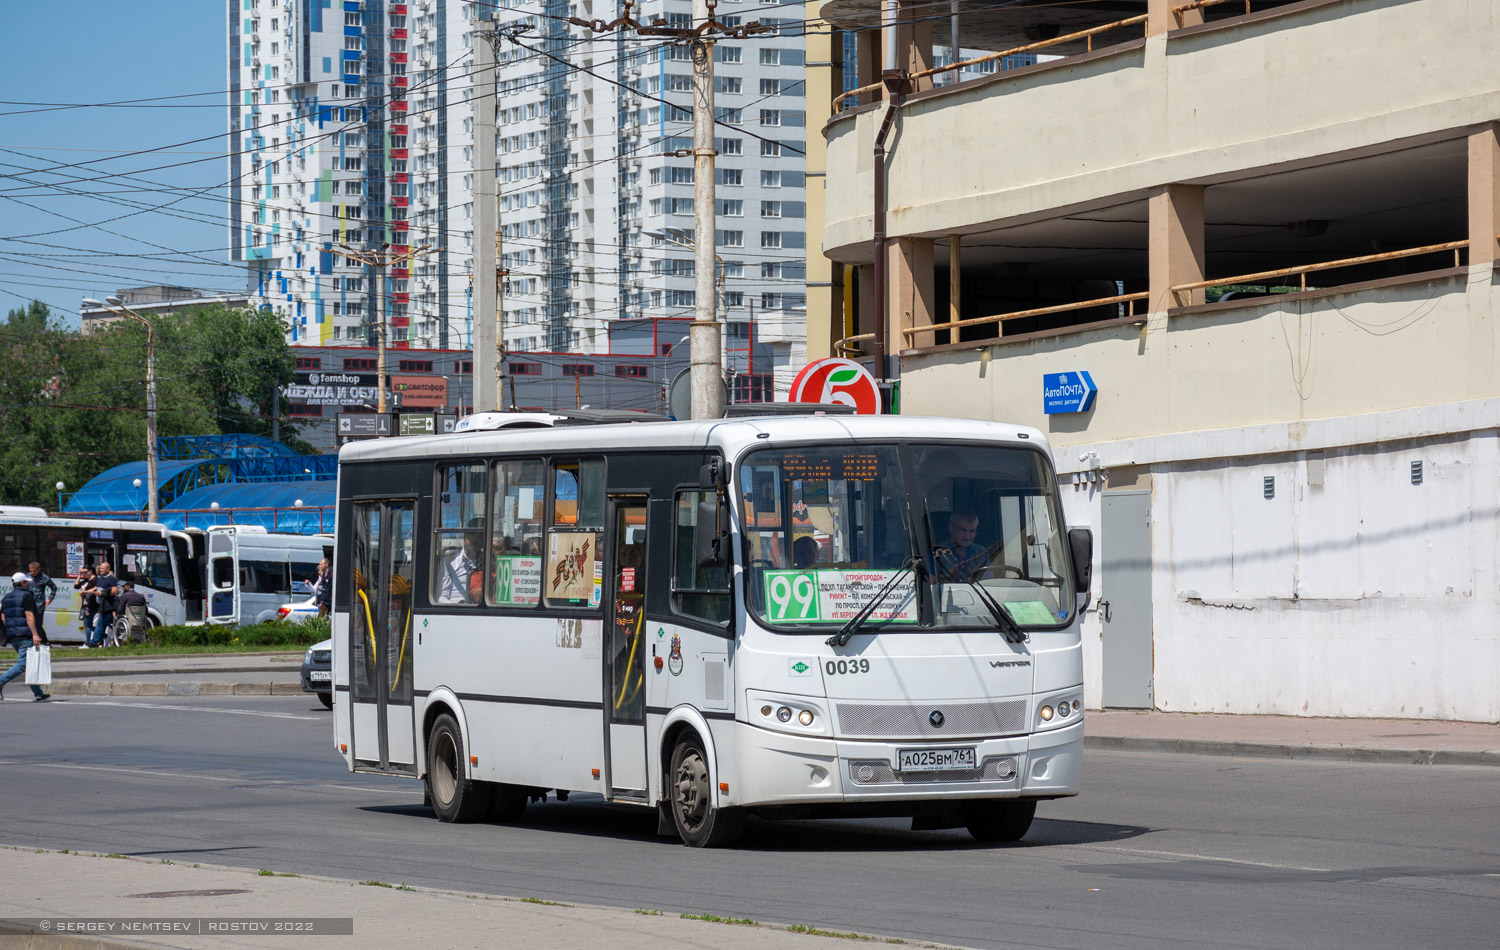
[808,0,1500,721]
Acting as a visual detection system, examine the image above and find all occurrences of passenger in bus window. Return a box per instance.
[437,536,479,605]
[792,535,819,570]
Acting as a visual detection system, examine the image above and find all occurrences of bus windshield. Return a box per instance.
[737,442,1074,632]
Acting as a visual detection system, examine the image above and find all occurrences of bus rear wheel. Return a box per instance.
[668,733,743,848]
[425,713,492,822]
[963,799,1036,843]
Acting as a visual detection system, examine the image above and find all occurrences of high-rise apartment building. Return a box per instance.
[229,0,808,397]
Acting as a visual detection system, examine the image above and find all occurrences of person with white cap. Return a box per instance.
[0,571,50,701]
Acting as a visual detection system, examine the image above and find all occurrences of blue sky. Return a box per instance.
[0,2,232,327]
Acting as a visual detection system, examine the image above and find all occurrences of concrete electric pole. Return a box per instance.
[472,19,507,413]
[565,0,771,419]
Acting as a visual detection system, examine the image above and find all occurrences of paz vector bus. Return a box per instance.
[329,411,1092,847]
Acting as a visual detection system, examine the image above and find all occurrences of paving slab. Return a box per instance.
[0,849,939,950]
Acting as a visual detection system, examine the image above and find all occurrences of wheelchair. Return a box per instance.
[106,603,152,647]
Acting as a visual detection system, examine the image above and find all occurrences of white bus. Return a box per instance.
[331,413,1091,847]
[195,525,331,626]
[0,512,193,640]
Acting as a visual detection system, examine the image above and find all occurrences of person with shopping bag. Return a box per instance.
[0,571,51,701]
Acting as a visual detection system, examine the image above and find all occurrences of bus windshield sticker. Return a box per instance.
[494,556,542,606]
[1003,600,1056,626]
[66,543,84,577]
[764,569,918,625]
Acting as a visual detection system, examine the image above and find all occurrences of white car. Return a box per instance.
[275,596,320,622]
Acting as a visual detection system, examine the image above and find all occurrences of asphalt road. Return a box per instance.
[1,695,1496,950]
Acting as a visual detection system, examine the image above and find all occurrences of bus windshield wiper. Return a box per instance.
[826,558,917,648]
[930,543,1027,645]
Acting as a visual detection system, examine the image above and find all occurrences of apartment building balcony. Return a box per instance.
[817,0,1500,444]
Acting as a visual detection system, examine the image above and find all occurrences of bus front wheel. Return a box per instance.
[963,799,1036,843]
[425,713,492,822]
[668,733,743,848]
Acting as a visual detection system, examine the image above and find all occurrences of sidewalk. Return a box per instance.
[0,849,917,950]
[33,653,1500,766]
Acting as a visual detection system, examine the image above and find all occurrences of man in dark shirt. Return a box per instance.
[115,581,148,611]
[85,561,119,649]
[27,562,57,611]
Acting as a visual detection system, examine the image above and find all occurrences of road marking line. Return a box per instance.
[0,759,413,796]
[1078,844,1335,873]
[46,700,321,721]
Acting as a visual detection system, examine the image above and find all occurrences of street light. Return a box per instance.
[55,481,64,514]
[83,296,157,522]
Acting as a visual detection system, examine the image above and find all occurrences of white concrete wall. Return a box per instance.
[823,0,1500,255]
[1148,431,1500,721]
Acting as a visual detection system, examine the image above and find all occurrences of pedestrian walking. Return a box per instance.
[0,572,51,701]
[27,561,57,611]
[84,561,119,649]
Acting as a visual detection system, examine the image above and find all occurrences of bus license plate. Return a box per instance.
[897,748,976,772]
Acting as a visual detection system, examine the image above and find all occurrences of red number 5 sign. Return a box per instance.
[788,358,882,415]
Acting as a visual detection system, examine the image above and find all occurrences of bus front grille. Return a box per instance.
[835,699,1028,738]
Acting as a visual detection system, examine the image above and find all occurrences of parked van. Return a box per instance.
[192,526,332,626]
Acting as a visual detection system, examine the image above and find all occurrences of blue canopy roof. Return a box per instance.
[160,481,336,535]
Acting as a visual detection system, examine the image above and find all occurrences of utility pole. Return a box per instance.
[473,19,506,412]
[567,0,770,419]
[329,243,433,416]
[83,296,156,521]
[689,0,721,420]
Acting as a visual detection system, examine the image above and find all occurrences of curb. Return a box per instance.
[1083,734,1500,767]
[43,681,308,698]
[54,666,300,679]
[0,923,150,950]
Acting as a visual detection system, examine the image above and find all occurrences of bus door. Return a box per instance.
[605,496,649,798]
[348,499,417,772]
[207,530,238,624]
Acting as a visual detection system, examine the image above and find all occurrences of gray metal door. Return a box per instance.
[1101,491,1153,708]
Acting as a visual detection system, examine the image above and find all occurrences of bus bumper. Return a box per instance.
[731,719,1083,807]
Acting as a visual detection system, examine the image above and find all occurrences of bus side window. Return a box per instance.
[673,491,731,625]
[432,463,487,606]
[490,459,545,607]
[546,460,604,609]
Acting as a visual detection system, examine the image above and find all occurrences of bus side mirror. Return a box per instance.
[695,496,730,568]
[1068,527,1093,612]
[698,459,726,492]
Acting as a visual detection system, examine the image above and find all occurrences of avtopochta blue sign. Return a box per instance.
[1042,371,1097,414]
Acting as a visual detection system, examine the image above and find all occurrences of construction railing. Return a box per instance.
[1169,240,1471,302]
[834,331,875,356]
[833,14,1150,112]
[901,291,1150,346]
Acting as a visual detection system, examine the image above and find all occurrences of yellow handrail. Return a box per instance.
[902,291,1149,341]
[832,14,1149,111]
[614,608,644,711]
[1169,240,1469,295]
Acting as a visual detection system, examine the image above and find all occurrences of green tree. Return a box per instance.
[0,300,312,509]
